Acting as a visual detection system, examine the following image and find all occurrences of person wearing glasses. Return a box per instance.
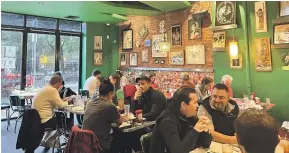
[197,83,240,144]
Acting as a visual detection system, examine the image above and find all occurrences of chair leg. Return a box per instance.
[14,112,24,133]
[6,108,10,130]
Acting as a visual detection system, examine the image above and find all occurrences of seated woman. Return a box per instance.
[150,87,212,153]
[109,73,124,112]
[195,77,214,104]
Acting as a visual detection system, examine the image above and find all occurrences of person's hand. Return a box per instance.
[194,116,210,133]
[134,90,142,100]
[63,97,70,102]
[121,115,130,122]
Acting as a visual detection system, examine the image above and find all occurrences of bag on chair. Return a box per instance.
[40,130,61,148]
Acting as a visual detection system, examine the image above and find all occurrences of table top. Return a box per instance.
[190,141,283,153]
[233,98,276,112]
[11,90,37,98]
[112,121,156,132]
[56,106,85,115]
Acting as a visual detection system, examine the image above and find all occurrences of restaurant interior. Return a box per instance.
[1,1,289,153]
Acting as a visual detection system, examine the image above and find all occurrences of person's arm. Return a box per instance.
[143,93,166,121]
[107,105,122,125]
[49,88,68,108]
[116,89,124,111]
[196,132,212,148]
[159,118,200,153]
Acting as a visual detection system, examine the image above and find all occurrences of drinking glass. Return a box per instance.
[222,144,233,153]
[280,137,289,153]
[124,104,130,115]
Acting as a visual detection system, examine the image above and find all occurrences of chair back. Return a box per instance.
[80,90,89,98]
[9,96,25,111]
[140,132,152,153]
[123,84,137,99]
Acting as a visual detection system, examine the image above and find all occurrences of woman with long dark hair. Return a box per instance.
[109,73,124,111]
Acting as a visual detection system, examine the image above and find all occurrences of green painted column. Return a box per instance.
[240,2,252,95]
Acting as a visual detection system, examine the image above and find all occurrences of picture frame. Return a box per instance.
[129,52,138,66]
[122,29,133,50]
[281,53,289,70]
[93,51,103,66]
[152,34,168,57]
[120,53,126,66]
[273,23,289,45]
[230,55,242,69]
[94,36,102,50]
[188,20,202,40]
[255,1,268,33]
[171,24,182,46]
[185,45,205,65]
[144,39,151,47]
[169,50,184,65]
[214,1,237,30]
[141,49,149,63]
[213,31,226,49]
[279,1,289,18]
[138,24,149,40]
[255,38,272,72]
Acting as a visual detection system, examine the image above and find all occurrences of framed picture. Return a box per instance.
[281,53,289,70]
[255,38,272,72]
[122,29,133,50]
[94,36,102,50]
[141,49,149,63]
[279,1,289,17]
[255,1,268,33]
[144,39,151,47]
[93,51,103,66]
[120,53,126,66]
[171,24,182,46]
[169,50,184,65]
[188,20,202,40]
[273,23,289,44]
[129,52,138,66]
[185,45,205,65]
[230,55,242,69]
[213,31,226,48]
[138,24,149,40]
[215,1,237,28]
[152,34,168,57]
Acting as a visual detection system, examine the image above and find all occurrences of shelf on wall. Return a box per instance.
[271,44,289,49]
[211,24,238,31]
[272,17,289,25]
[119,67,214,73]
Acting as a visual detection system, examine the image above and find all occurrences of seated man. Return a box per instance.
[180,72,195,88]
[133,76,167,121]
[82,79,125,153]
[198,83,239,144]
[234,108,279,153]
[150,87,212,153]
[83,69,101,97]
[32,75,69,128]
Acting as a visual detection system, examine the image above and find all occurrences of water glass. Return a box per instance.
[124,104,130,115]
[222,144,233,153]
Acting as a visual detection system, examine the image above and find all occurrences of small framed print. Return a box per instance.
[141,49,149,63]
[144,39,151,47]
[129,52,138,66]
[255,1,268,33]
[255,38,272,72]
[94,36,102,50]
[169,50,184,65]
[279,1,289,18]
[122,29,133,50]
[188,20,202,40]
[120,53,126,66]
[93,51,103,66]
[171,24,182,46]
[213,31,226,48]
[230,55,242,69]
[273,23,289,45]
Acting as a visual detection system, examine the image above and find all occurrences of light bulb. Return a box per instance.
[229,42,238,57]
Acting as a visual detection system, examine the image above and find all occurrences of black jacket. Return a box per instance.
[16,108,44,151]
[150,104,212,153]
[59,87,76,99]
[133,87,166,121]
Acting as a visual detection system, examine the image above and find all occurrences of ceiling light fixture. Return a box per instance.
[38,2,44,5]
[106,23,110,26]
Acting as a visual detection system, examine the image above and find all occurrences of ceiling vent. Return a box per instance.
[64,15,80,19]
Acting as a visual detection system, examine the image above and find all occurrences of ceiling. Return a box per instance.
[1,1,191,24]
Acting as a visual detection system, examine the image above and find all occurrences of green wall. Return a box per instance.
[213,2,289,121]
[81,22,119,87]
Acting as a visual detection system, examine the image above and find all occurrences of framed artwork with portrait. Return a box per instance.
[169,49,184,65]
[129,52,138,66]
[141,49,149,63]
[171,24,182,46]
[255,1,267,33]
[93,51,103,66]
[94,36,102,50]
[120,53,126,66]
[214,1,237,30]
[188,20,202,40]
[230,55,242,69]
[122,29,133,50]
[255,38,272,72]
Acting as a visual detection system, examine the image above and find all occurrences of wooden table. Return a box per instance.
[112,121,155,132]
[190,141,283,153]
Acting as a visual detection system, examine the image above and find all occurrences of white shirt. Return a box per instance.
[32,84,68,123]
[83,76,98,97]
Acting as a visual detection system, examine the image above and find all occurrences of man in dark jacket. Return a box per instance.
[150,87,212,153]
[133,76,166,121]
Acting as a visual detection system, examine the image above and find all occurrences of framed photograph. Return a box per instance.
[230,55,242,69]
[281,53,289,70]
[93,51,103,66]
[215,1,237,28]
[171,24,182,46]
[188,20,202,40]
[152,34,168,57]
[94,36,102,50]
[141,49,149,63]
[185,45,205,65]
[255,1,268,33]
[122,29,133,50]
[129,52,138,66]
[213,31,226,48]
[169,50,184,65]
[279,1,289,17]
[255,38,272,71]
[273,23,289,44]
[138,24,149,40]
[144,39,151,47]
[120,53,126,66]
